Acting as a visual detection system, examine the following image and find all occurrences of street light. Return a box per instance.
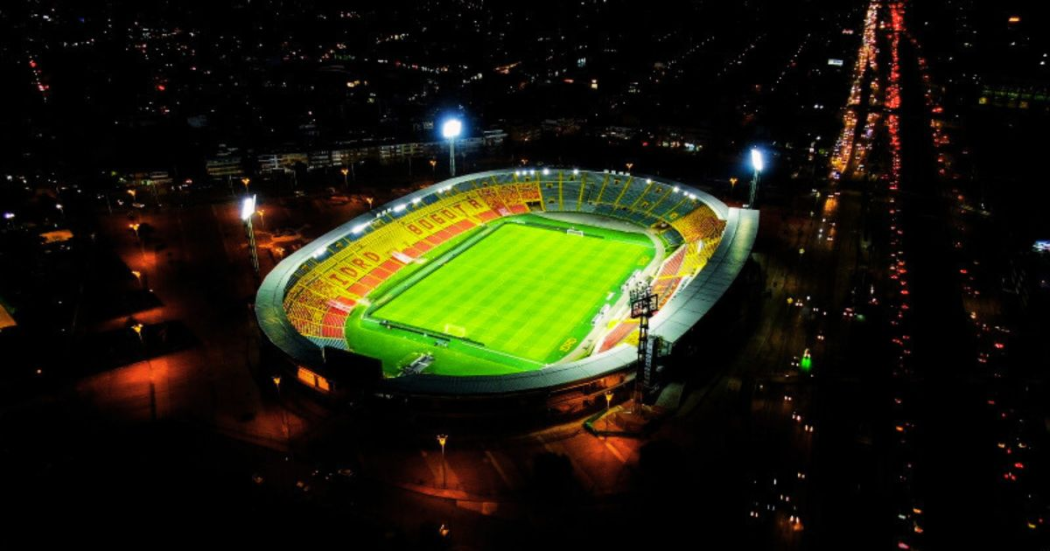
[625,162,634,172]
[436,433,448,488]
[441,118,462,176]
[272,375,290,445]
[131,323,156,422]
[131,322,144,342]
[605,390,613,431]
[340,167,349,188]
[241,195,260,275]
[241,177,251,192]
[749,148,764,207]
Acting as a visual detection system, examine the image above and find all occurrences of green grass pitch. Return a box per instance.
[369,220,653,368]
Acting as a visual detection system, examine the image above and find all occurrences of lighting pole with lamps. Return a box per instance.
[605,391,613,430]
[749,148,764,207]
[272,375,289,448]
[132,323,156,422]
[241,195,260,275]
[341,167,349,189]
[129,223,147,268]
[436,434,448,488]
[441,119,462,176]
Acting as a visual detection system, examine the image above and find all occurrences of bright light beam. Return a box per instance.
[441,118,462,139]
[751,148,764,173]
[241,195,257,221]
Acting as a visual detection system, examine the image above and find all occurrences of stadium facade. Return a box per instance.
[255,168,758,411]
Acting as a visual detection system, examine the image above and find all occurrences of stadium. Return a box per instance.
[255,168,758,409]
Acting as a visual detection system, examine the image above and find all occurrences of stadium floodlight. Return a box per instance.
[441,118,463,176]
[441,118,462,139]
[241,195,259,275]
[749,148,764,207]
[312,247,326,259]
[393,204,407,213]
[751,148,764,173]
[352,223,369,234]
[572,168,580,175]
[240,195,256,221]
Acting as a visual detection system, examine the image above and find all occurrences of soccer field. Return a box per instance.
[370,221,653,365]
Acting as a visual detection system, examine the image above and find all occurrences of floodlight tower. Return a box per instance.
[749,148,764,207]
[629,281,660,404]
[241,195,260,275]
[442,118,463,176]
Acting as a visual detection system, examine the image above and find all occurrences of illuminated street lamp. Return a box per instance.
[128,222,147,267]
[429,159,437,175]
[131,322,144,343]
[604,390,613,431]
[441,118,462,176]
[364,196,374,210]
[241,195,260,275]
[436,433,449,488]
[749,148,764,207]
[625,162,634,172]
[241,177,251,192]
[272,375,290,444]
[131,322,156,421]
[340,167,349,188]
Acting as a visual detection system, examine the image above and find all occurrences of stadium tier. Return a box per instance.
[256,168,758,397]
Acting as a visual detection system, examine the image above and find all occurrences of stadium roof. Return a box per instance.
[256,168,758,396]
